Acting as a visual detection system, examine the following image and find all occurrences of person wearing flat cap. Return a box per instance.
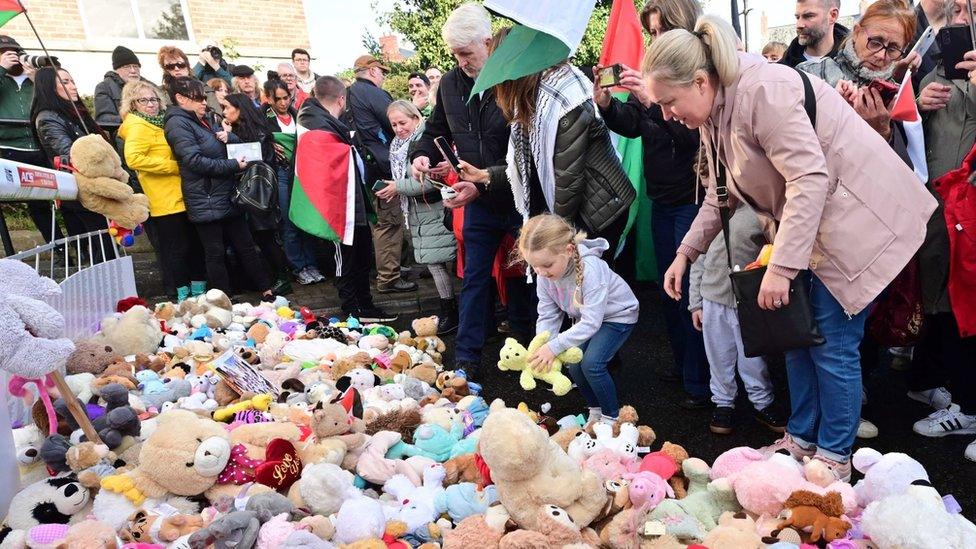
[230,64,260,108]
[347,54,416,294]
[94,45,154,140]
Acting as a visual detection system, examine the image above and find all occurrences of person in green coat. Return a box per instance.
[376,100,458,333]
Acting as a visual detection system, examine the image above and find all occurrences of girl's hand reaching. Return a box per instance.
[529,343,557,374]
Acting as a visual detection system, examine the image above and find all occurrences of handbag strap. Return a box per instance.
[717,68,817,270]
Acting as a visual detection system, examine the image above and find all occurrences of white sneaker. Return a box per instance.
[857,418,879,439]
[913,408,976,437]
[907,387,954,410]
[966,439,976,463]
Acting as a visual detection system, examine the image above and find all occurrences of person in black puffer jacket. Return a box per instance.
[407,3,535,381]
[30,67,115,263]
[163,77,273,297]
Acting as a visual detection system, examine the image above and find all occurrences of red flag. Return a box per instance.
[599,0,645,70]
[891,71,919,123]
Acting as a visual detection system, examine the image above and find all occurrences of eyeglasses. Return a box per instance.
[164,62,188,70]
[865,36,906,60]
[280,73,296,80]
[273,95,290,102]
[135,97,161,105]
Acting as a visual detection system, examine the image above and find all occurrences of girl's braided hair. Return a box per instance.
[515,214,587,306]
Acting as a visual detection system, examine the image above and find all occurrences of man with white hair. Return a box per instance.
[277,61,308,110]
[780,0,849,67]
[410,2,534,379]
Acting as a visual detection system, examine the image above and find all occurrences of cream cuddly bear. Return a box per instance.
[479,407,607,529]
[69,134,149,229]
[91,305,163,357]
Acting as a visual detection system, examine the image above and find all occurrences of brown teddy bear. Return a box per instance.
[585,404,656,447]
[365,408,422,444]
[311,402,368,470]
[69,134,149,229]
[433,371,470,403]
[777,490,851,543]
[406,361,438,386]
[65,340,122,375]
[411,316,445,363]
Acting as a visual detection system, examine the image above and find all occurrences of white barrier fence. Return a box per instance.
[6,229,137,340]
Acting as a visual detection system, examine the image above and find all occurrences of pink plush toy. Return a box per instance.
[257,513,300,549]
[727,458,858,516]
[709,446,765,480]
[622,471,674,509]
[582,449,634,482]
[219,443,264,484]
[355,430,435,485]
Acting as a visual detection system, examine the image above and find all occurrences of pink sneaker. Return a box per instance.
[759,433,816,461]
[808,454,852,483]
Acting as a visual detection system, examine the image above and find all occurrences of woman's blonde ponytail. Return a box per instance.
[642,14,739,88]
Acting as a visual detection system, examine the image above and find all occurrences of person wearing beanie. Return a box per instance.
[95,45,149,139]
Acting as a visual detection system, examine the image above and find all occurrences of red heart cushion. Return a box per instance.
[254,438,302,491]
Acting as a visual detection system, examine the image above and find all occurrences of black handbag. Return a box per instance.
[716,69,825,358]
[232,160,276,213]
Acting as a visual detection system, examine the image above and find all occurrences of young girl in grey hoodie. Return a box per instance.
[517,214,639,425]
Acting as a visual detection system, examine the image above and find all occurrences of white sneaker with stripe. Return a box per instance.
[913,408,976,437]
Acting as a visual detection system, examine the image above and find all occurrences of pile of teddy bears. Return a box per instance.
[2,258,975,549]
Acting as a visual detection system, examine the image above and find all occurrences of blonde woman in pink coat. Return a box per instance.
[645,15,937,481]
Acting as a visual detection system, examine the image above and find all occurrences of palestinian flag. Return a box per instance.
[272,132,296,161]
[0,0,23,27]
[290,128,356,245]
[471,0,596,96]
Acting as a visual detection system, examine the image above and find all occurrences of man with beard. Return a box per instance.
[780,0,849,67]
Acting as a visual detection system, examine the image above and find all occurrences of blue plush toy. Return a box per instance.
[434,483,498,523]
[135,370,167,395]
[387,423,477,462]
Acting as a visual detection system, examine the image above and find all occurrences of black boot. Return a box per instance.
[438,298,459,334]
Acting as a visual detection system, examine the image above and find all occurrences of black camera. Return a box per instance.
[207,46,222,61]
[17,51,58,69]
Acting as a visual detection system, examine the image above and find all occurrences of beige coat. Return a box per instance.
[680,53,937,315]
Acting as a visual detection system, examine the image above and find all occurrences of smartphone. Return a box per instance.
[937,24,973,81]
[433,136,462,172]
[868,79,899,104]
[372,179,387,192]
[910,26,937,59]
[598,64,623,88]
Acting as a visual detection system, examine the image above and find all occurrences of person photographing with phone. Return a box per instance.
[591,0,713,409]
[798,0,920,145]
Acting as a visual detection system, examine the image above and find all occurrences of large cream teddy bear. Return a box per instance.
[93,409,266,529]
[479,407,607,529]
[69,134,149,230]
[91,305,163,357]
[0,259,74,379]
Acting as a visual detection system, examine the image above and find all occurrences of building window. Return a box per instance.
[78,0,191,41]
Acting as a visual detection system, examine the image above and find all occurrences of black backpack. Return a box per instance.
[232,160,276,213]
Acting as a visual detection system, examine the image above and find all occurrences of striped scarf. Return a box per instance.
[507,64,593,222]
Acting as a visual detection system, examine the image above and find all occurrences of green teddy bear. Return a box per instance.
[497,331,582,396]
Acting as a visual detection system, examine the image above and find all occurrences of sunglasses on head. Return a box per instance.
[164,62,188,70]
[179,92,206,102]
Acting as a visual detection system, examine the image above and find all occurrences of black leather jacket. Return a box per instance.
[34,109,89,167]
[487,102,635,233]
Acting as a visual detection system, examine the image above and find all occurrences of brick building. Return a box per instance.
[3,0,312,93]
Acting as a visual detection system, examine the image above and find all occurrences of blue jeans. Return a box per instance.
[277,165,318,272]
[565,322,635,419]
[651,201,710,398]
[785,275,868,461]
[455,199,536,364]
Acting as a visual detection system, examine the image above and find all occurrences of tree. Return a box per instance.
[150,1,189,40]
[378,0,642,75]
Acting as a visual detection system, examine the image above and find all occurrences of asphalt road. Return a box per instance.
[421,281,976,519]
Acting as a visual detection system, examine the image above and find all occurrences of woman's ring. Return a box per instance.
[774,299,783,307]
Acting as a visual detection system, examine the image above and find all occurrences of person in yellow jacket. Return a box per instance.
[119,80,203,301]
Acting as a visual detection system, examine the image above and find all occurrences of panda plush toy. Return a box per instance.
[1,475,91,532]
